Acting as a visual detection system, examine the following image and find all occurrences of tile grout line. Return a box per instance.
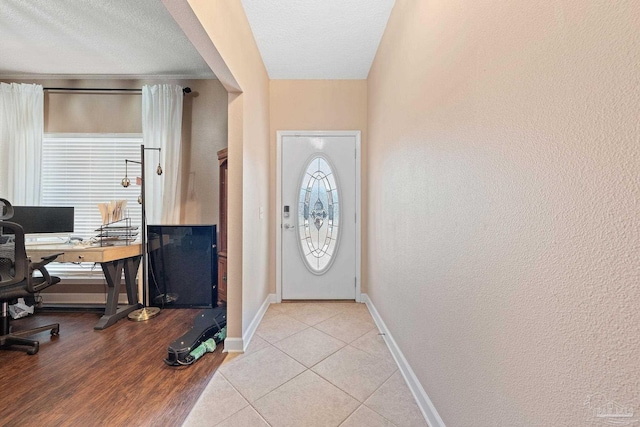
[359,370,403,427]
[247,403,273,427]
[337,403,400,427]
[273,326,348,369]
[222,345,309,414]
[288,308,345,327]
[231,303,383,426]
[350,331,396,361]
[255,313,311,345]
[337,403,364,427]
[212,372,253,426]
[307,351,399,406]
[254,308,388,412]
[249,366,313,425]
[312,325,377,346]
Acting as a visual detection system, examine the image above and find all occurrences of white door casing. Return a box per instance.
[276,131,361,301]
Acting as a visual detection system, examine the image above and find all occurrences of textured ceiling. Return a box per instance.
[0,0,215,78]
[241,0,395,79]
[0,0,395,80]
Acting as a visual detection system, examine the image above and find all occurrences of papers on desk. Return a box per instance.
[95,200,137,246]
[93,221,138,246]
[97,200,127,225]
[95,229,139,242]
[92,232,138,245]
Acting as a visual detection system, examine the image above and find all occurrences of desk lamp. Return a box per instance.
[121,144,162,322]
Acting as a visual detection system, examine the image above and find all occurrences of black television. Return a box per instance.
[7,206,75,235]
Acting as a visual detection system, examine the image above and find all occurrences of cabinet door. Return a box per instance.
[217,256,227,306]
[218,149,228,254]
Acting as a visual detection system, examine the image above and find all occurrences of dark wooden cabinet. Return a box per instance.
[217,148,228,307]
[217,254,227,306]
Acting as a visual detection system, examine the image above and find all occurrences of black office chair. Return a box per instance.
[0,199,61,355]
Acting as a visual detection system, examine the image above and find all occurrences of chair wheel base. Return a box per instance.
[0,322,60,355]
[27,344,39,355]
[0,337,40,355]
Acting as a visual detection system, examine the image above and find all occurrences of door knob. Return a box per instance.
[283,223,294,230]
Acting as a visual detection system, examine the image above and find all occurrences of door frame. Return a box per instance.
[276,130,362,303]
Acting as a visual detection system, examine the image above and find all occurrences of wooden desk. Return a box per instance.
[26,243,142,330]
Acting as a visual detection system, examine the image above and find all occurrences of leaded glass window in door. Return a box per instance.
[298,156,340,273]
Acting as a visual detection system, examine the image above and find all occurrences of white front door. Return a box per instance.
[278,132,360,300]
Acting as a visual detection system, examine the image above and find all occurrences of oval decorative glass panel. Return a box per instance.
[298,156,340,274]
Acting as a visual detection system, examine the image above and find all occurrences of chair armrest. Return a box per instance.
[28,253,63,293]
[36,253,63,265]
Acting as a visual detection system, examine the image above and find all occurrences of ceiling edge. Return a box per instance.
[0,73,217,80]
[162,0,241,93]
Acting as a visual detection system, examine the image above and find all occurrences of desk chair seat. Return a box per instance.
[0,199,62,355]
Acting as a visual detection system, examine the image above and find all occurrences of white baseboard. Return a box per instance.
[361,293,446,427]
[242,293,275,350]
[223,338,244,353]
[223,293,276,353]
[41,293,129,305]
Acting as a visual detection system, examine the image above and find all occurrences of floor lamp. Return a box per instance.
[121,144,163,322]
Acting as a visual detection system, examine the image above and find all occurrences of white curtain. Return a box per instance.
[141,84,183,224]
[0,83,44,205]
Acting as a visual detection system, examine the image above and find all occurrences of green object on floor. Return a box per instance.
[189,338,216,360]
[188,326,227,361]
[215,326,227,341]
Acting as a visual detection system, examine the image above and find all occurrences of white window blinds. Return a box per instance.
[41,134,143,278]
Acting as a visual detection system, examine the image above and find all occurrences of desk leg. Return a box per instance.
[123,256,141,306]
[94,255,142,330]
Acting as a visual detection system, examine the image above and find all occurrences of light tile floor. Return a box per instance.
[182,302,428,427]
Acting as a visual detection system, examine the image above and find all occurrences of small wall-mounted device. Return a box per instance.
[283,205,290,218]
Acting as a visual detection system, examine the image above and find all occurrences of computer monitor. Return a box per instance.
[5,206,74,235]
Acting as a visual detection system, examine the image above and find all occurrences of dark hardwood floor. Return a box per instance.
[0,309,226,427]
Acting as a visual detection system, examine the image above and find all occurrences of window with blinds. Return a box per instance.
[41,134,143,279]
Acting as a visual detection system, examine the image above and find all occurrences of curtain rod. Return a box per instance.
[43,87,192,95]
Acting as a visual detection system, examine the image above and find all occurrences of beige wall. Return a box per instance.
[269,80,368,293]
[367,0,640,425]
[179,81,228,225]
[188,0,271,342]
[45,88,141,134]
